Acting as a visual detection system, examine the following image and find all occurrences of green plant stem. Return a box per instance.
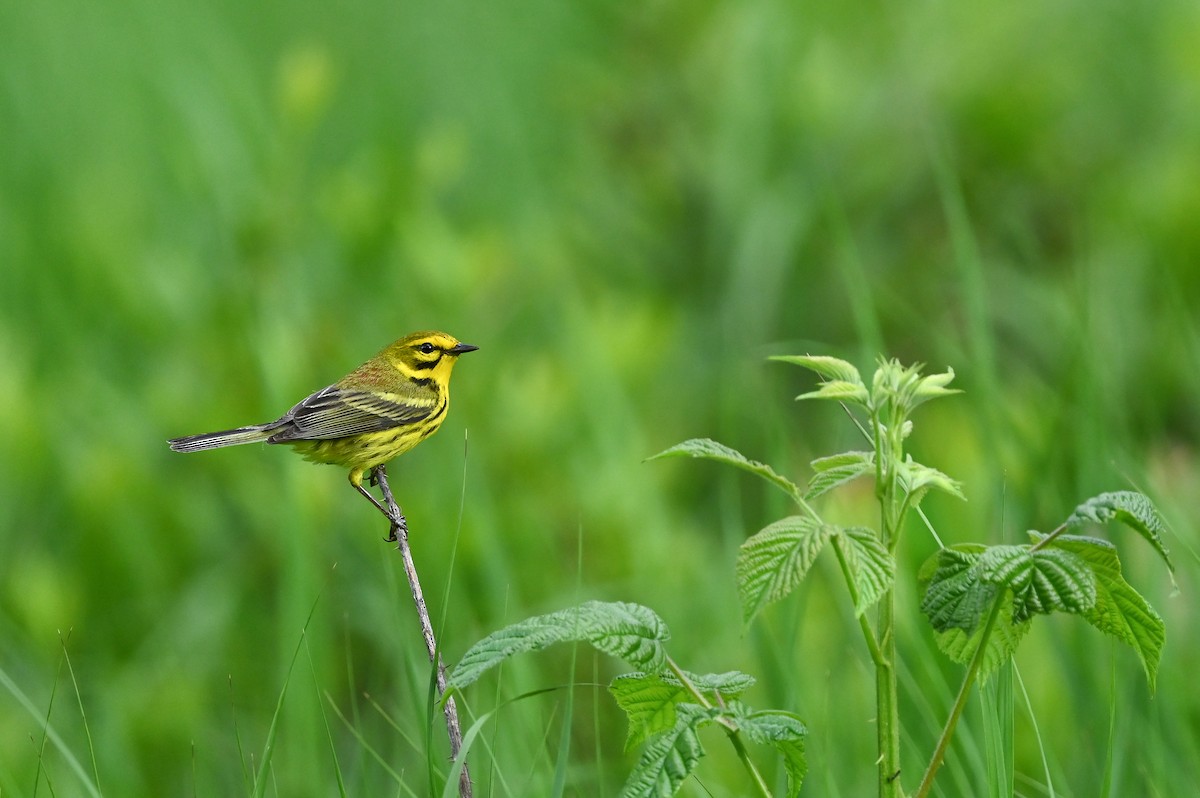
[875,412,904,798]
[830,536,884,667]
[666,658,772,798]
[875,588,902,798]
[914,592,1006,798]
[1028,522,1069,552]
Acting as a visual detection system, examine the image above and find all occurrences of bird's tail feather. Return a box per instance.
[169,425,274,452]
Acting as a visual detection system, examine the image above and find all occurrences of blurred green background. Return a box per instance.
[2,0,1198,795]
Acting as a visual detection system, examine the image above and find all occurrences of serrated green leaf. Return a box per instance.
[1036,534,1166,691]
[610,671,757,751]
[806,451,874,500]
[917,544,987,584]
[737,517,834,623]
[896,457,966,503]
[796,380,872,405]
[618,704,713,798]
[674,669,757,695]
[921,546,1029,676]
[771,355,870,407]
[450,601,669,689]
[911,367,960,408]
[1066,491,1174,572]
[610,674,683,751]
[733,707,808,798]
[770,354,863,384]
[920,548,999,634]
[648,438,802,504]
[835,527,895,615]
[933,598,1031,680]
[976,545,1096,623]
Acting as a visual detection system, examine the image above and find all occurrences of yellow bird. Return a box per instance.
[169,330,477,521]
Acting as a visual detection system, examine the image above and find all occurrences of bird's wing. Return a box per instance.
[268,385,437,441]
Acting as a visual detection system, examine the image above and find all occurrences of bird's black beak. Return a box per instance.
[449,342,479,354]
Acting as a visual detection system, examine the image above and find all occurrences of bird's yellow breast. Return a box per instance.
[288,418,444,471]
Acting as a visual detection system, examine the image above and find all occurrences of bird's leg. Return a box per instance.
[351,467,405,539]
[374,466,410,543]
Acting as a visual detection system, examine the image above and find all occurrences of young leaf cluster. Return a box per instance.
[448,601,807,797]
[651,356,961,625]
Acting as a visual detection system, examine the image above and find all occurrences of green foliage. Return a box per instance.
[736,516,837,622]
[618,703,712,798]
[770,354,870,408]
[806,450,874,500]
[1066,491,1174,572]
[732,707,809,797]
[610,670,755,751]
[648,438,803,505]
[449,601,670,689]
[655,355,1176,797]
[1033,534,1166,690]
[449,601,807,797]
[656,355,968,796]
[920,546,999,634]
[615,699,808,798]
[918,491,1170,692]
[736,515,894,622]
[979,545,1096,623]
[835,527,896,615]
[895,457,967,504]
[921,544,1097,634]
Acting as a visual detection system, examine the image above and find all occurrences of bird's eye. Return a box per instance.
[418,342,437,354]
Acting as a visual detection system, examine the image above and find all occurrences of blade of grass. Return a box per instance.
[439,687,564,798]
[928,131,998,406]
[823,184,885,359]
[1101,645,1116,798]
[33,637,67,798]
[1013,662,1055,798]
[227,676,253,795]
[591,651,605,798]
[325,692,416,795]
[488,588,515,798]
[0,663,101,798]
[31,730,60,798]
[303,637,347,798]
[363,691,425,755]
[58,631,101,797]
[340,613,370,789]
[981,661,1013,798]
[551,525,586,798]
[253,577,329,798]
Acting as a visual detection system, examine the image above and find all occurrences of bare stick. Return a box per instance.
[373,465,473,798]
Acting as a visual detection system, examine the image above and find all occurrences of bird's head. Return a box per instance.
[386,330,479,383]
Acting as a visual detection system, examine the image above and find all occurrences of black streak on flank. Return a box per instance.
[426,400,448,425]
[409,377,435,389]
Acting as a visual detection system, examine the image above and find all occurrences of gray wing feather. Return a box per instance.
[267,385,435,442]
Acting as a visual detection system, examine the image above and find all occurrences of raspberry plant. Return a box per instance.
[446,355,1172,797]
